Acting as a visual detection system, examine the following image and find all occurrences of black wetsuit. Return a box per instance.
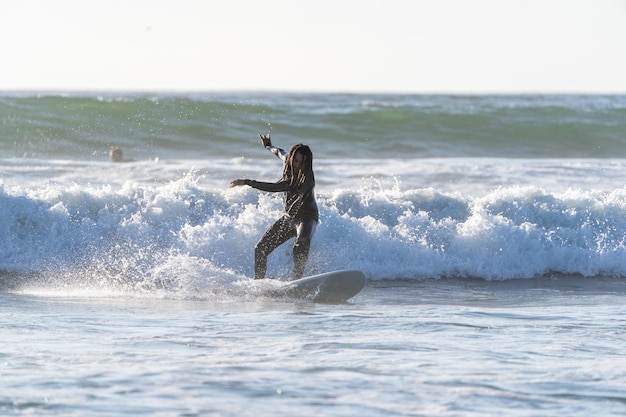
[243,145,319,280]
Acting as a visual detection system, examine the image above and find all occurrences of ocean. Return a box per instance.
[1,92,626,416]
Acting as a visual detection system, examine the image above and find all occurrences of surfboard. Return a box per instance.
[270,269,365,302]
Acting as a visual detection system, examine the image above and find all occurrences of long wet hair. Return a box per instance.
[284,143,314,187]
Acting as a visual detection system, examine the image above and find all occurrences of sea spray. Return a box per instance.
[3,172,626,294]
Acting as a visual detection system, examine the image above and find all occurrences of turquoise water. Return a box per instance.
[2,93,626,160]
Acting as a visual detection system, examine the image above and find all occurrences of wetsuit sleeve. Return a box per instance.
[265,145,288,162]
[244,179,291,192]
[242,144,290,192]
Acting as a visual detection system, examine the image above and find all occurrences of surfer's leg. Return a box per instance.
[254,216,296,279]
[292,218,317,280]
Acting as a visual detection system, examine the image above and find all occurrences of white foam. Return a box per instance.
[3,158,626,295]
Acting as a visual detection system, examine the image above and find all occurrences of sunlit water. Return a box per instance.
[3,278,625,416]
[2,93,626,416]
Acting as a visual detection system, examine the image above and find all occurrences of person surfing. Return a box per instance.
[230,134,319,280]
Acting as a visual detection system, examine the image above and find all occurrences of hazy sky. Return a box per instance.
[2,0,625,93]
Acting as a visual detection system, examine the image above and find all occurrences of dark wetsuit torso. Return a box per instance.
[244,145,318,221]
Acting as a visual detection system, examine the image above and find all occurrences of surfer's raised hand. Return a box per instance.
[260,134,272,148]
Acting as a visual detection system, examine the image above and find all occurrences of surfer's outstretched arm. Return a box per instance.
[260,134,287,162]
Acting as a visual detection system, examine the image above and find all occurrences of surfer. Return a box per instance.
[230,134,319,280]
[109,147,135,162]
[109,147,124,162]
